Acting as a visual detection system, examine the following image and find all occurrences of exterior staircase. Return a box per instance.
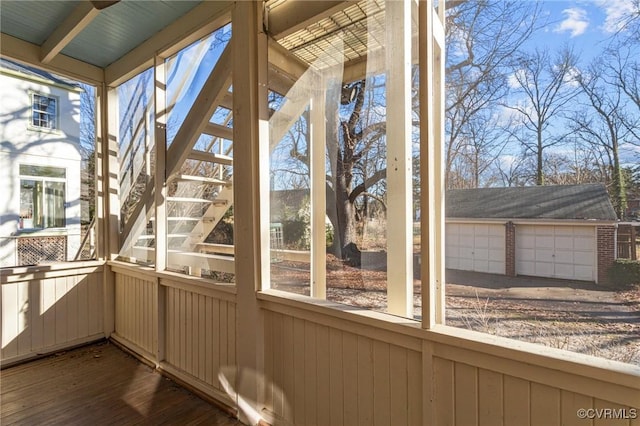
[122,39,315,275]
[131,106,236,274]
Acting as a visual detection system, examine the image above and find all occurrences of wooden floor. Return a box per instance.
[1,341,241,425]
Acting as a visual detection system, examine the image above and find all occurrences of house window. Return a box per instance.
[31,93,57,130]
[19,165,66,229]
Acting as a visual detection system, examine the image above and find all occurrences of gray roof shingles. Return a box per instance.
[0,58,80,90]
[446,184,617,221]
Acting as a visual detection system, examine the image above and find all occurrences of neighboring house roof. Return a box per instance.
[0,58,81,91]
[446,184,617,221]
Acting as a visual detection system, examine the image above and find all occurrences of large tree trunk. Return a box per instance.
[325,82,365,266]
[333,172,360,266]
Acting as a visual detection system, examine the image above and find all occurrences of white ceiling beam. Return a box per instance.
[267,37,311,95]
[342,44,422,84]
[267,69,296,96]
[0,33,104,84]
[41,1,99,64]
[342,57,369,83]
[105,1,232,87]
[268,37,308,81]
[266,1,356,39]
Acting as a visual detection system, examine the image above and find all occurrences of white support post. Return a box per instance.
[310,88,327,299]
[233,1,269,424]
[100,84,120,338]
[154,56,167,272]
[106,87,121,259]
[95,87,106,261]
[385,0,413,318]
[433,2,446,326]
[154,55,168,365]
[421,3,446,424]
[420,0,446,328]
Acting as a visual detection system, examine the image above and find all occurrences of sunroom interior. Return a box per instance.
[1,1,638,425]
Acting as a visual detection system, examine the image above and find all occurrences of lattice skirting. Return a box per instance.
[17,236,67,265]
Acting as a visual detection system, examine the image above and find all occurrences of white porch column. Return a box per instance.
[310,88,327,299]
[154,56,167,273]
[99,84,120,337]
[420,0,446,327]
[386,0,414,317]
[233,1,269,424]
[104,86,121,259]
[153,55,168,365]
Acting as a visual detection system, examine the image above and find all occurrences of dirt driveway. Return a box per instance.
[445,270,640,365]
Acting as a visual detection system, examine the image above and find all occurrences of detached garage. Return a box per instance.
[446,223,505,274]
[516,224,595,281]
[446,184,618,284]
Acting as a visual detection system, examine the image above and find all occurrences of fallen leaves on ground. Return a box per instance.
[271,259,640,365]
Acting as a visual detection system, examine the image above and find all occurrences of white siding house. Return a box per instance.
[0,59,83,266]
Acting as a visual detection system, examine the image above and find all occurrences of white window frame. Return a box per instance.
[18,164,67,231]
[29,92,59,131]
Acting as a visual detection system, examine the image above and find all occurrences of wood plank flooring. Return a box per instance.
[1,341,241,425]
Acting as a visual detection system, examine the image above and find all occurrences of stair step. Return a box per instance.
[166,197,229,206]
[188,150,233,165]
[171,174,231,186]
[149,216,215,222]
[137,233,202,239]
[203,122,233,140]
[168,233,201,238]
[167,197,213,203]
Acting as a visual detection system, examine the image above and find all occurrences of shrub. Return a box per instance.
[282,220,308,249]
[325,222,334,247]
[607,259,640,288]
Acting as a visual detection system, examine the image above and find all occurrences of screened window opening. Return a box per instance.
[442,1,639,366]
[267,0,424,319]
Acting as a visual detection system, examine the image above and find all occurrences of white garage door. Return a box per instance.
[516,225,595,281]
[446,223,505,274]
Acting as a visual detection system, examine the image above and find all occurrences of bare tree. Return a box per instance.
[325,80,388,265]
[540,147,608,186]
[445,1,541,189]
[603,45,640,146]
[571,57,637,218]
[504,47,580,185]
[79,84,97,223]
[447,110,512,188]
[610,0,640,45]
[274,79,388,266]
[494,153,528,187]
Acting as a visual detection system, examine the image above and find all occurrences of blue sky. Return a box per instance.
[499,1,640,165]
[534,0,635,61]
